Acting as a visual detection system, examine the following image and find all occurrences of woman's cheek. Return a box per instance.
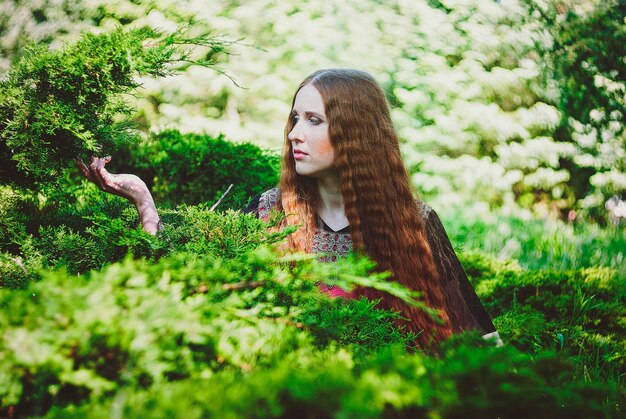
[317,139,333,157]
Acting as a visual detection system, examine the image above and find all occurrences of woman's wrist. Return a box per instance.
[76,156,161,235]
[132,184,160,235]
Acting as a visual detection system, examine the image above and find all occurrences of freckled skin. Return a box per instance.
[316,140,333,156]
[288,84,336,179]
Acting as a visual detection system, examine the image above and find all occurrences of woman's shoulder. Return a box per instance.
[416,200,433,221]
[242,187,280,218]
[258,187,280,219]
[415,201,449,251]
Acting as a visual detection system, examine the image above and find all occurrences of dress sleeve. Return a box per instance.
[423,206,497,335]
[242,194,261,217]
[241,188,280,220]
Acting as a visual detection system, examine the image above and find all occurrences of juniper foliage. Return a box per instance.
[110,129,280,209]
[0,26,233,185]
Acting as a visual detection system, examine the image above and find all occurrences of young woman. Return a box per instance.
[78,69,500,347]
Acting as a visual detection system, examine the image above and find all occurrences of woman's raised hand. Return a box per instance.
[76,156,161,234]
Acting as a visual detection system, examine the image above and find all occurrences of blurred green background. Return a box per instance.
[2,0,624,223]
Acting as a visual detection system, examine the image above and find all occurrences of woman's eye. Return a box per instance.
[291,114,300,123]
[309,117,321,125]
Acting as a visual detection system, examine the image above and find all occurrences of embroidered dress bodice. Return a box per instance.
[256,187,431,262]
[245,187,498,335]
[257,187,353,261]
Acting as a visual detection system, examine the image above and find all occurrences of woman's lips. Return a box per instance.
[293,150,308,160]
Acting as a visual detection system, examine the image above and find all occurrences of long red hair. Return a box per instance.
[278,69,464,347]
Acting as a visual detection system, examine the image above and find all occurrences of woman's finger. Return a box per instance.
[89,156,133,199]
[75,158,95,183]
[89,157,112,192]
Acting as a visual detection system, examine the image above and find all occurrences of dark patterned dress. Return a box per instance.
[244,187,499,339]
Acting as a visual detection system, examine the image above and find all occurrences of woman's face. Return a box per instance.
[288,84,336,179]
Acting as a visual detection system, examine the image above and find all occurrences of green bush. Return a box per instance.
[0,203,624,416]
[2,251,623,418]
[459,250,626,383]
[111,129,280,209]
[0,182,279,285]
[0,26,231,185]
[44,337,624,419]
[444,211,626,277]
[0,241,421,417]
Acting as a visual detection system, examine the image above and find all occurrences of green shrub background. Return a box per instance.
[111,130,280,209]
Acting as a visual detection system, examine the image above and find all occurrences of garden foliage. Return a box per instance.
[4,0,621,220]
[0,193,624,416]
[111,129,280,209]
[523,0,626,219]
[0,145,624,416]
[0,6,624,418]
[0,25,231,185]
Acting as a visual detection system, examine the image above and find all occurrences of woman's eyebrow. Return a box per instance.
[292,109,325,118]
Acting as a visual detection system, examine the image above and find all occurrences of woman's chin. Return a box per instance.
[294,164,312,177]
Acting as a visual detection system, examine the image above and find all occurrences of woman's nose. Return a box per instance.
[288,122,303,143]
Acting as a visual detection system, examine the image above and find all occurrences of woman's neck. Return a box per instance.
[316,171,348,231]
